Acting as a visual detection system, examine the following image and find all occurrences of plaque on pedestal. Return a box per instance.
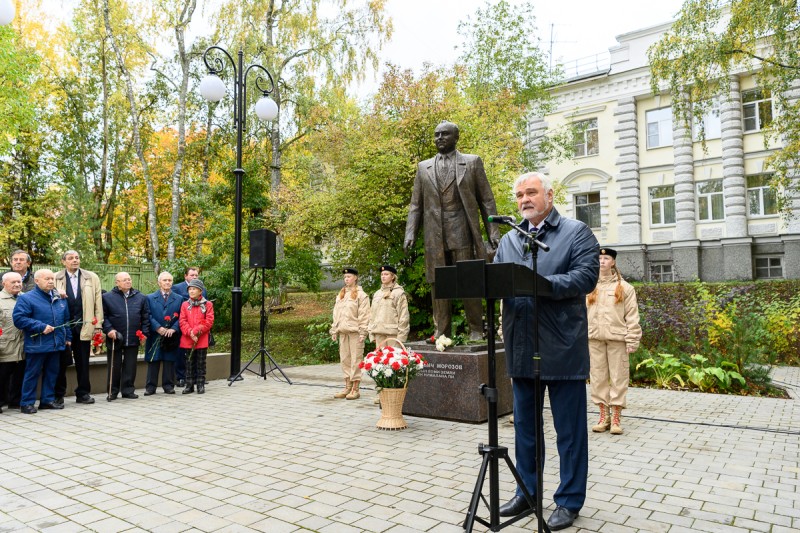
[402,341,513,423]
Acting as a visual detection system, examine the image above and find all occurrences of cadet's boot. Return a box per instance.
[346,380,361,400]
[333,379,351,399]
[592,405,610,432]
[610,406,624,435]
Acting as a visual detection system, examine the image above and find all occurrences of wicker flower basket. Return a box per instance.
[375,338,411,430]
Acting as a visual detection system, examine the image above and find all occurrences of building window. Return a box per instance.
[755,256,783,279]
[649,185,676,225]
[575,192,601,228]
[572,118,599,158]
[646,107,673,148]
[742,89,773,132]
[747,174,778,216]
[697,179,724,221]
[650,262,674,282]
[693,100,721,140]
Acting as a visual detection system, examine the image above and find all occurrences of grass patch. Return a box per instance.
[213,291,337,366]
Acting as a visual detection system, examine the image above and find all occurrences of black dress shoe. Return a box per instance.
[121,393,138,399]
[498,495,535,517]
[182,385,194,394]
[197,384,205,394]
[20,405,37,414]
[107,394,118,401]
[163,388,175,394]
[38,402,65,410]
[76,395,95,404]
[53,397,65,407]
[143,390,156,396]
[547,506,579,531]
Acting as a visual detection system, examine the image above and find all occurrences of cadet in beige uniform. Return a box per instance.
[367,264,410,404]
[586,247,642,435]
[330,268,370,400]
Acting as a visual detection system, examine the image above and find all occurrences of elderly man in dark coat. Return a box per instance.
[494,172,599,531]
[143,271,182,395]
[404,121,500,340]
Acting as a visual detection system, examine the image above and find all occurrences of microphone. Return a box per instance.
[487,215,516,224]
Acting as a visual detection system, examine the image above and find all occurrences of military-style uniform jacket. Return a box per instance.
[587,273,642,351]
[54,268,104,341]
[368,283,410,343]
[0,289,24,363]
[329,286,370,337]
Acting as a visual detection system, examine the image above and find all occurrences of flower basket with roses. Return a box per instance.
[359,340,427,430]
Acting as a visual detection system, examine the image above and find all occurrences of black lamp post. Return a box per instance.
[199,46,278,380]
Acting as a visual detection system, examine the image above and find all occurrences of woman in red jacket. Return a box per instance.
[179,279,214,394]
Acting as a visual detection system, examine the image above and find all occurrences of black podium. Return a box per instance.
[434,259,552,532]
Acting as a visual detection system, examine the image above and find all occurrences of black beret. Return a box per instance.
[599,247,617,259]
[342,267,358,275]
[379,264,397,274]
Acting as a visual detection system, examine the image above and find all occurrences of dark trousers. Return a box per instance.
[146,360,175,392]
[55,332,92,398]
[22,351,60,407]
[431,248,483,337]
[0,360,25,407]
[512,378,588,513]
[107,345,138,396]
[185,348,207,385]
[175,348,186,381]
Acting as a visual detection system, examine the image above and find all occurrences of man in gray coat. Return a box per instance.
[494,172,599,531]
[404,121,500,340]
[0,272,25,412]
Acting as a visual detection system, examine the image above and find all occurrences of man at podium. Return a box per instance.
[494,171,599,531]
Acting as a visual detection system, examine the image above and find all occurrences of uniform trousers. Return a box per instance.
[107,344,139,396]
[337,332,363,381]
[431,248,483,337]
[589,339,629,408]
[512,377,588,513]
[21,351,60,407]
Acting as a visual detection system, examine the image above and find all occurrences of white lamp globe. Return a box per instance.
[199,74,226,102]
[255,96,278,122]
[0,0,15,26]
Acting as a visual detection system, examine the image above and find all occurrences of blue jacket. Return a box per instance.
[495,208,599,380]
[12,286,73,354]
[102,287,150,348]
[144,290,183,362]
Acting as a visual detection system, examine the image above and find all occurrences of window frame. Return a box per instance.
[572,118,599,158]
[742,88,774,133]
[696,179,725,221]
[646,107,673,149]
[649,185,676,226]
[747,174,778,217]
[754,256,783,279]
[649,262,674,283]
[574,192,601,229]
[693,100,722,141]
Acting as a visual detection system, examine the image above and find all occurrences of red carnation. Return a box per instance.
[91,331,104,347]
[91,317,98,325]
[0,327,3,337]
[391,361,401,371]
[173,312,179,318]
[402,358,409,365]
[135,330,146,341]
[358,362,364,369]
[164,315,171,321]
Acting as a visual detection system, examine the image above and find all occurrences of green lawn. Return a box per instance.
[213,291,338,366]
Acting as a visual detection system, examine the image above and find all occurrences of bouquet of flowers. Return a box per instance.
[435,335,453,352]
[359,344,427,389]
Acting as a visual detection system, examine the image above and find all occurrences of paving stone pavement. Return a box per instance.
[0,364,797,533]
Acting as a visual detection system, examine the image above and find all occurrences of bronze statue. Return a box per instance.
[404,121,500,340]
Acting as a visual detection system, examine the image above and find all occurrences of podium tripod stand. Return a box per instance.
[434,259,552,532]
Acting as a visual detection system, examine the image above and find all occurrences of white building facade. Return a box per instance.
[533,22,800,282]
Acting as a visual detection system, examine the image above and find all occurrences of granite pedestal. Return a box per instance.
[402,341,512,423]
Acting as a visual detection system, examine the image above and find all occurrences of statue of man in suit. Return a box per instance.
[404,121,500,340]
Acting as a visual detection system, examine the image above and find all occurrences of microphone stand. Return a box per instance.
[499,218,550,533]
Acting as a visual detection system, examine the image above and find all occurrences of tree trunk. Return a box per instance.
[102,0,159,272]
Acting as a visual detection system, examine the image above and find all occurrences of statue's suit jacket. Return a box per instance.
[405,151,500,282]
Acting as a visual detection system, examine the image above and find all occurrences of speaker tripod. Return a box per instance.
[228,267,292,386]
